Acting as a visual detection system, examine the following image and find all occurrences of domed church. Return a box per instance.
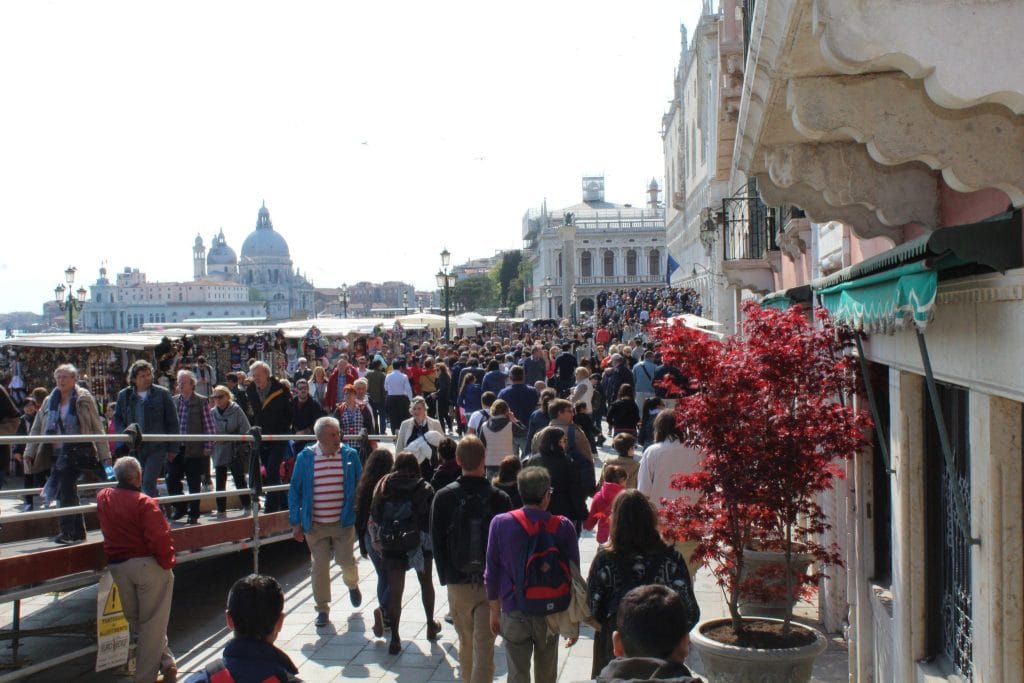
[193,202,315,320]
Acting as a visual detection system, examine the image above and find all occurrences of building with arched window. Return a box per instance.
[522,176,666,319]
[83,202,317,330]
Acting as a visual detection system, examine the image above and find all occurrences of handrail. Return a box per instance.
[0,433,398,445]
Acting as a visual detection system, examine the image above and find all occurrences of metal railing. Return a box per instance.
[722,178,780,261]
[0,430,398,680]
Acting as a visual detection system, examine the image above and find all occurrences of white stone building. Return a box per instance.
[522,176,666,320]
[84,266,263,331]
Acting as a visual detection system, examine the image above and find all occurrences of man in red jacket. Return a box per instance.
[97,456,177,683]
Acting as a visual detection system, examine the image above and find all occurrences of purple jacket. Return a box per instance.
[484,507,580,613]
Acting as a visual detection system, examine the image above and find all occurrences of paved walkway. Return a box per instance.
[1,444,850,682]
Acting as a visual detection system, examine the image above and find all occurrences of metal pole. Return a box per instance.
[444,281,451,340]
[11,600,19,663]
[915,329,979,545]
[854,335,894,474]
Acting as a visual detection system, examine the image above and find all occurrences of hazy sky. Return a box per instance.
[0,1,703,314]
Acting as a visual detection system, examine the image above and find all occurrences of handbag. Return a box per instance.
[65,442,101,470]
[57,412,101,471]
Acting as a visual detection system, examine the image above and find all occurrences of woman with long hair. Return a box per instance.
[355,448,395,640]
[370,451,439,654]
[585,489,699,676]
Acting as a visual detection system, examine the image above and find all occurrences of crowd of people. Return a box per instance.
[0,293,715,683]
[593,286,702,329]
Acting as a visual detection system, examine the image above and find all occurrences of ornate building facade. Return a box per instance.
[85,203,316,330]
[522,176,666,319]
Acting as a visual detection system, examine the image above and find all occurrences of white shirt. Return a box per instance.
[637,437,702,508]
[384,370,413,399]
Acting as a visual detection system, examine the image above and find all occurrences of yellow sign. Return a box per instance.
[102,583,123,617]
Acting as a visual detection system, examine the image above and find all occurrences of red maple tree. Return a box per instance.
[654,300,870,635]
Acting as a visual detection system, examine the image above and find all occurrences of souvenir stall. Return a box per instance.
[0,333,165,407]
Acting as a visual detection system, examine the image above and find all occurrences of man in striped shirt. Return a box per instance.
[287,416,364,628]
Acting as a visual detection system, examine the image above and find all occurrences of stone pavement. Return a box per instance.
[1,444,850,682]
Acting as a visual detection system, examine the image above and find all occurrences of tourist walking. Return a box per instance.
[287,416,363,628]
[209,385,251,515]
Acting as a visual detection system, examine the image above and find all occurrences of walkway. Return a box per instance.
[0,444,849,681]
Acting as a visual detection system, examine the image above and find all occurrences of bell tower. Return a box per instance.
[193,233,206,279]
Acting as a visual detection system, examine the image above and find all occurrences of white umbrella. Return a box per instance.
[461,311,487,321]
[674,313,722,327]
[396,313,447,329]
[452,315,483,328]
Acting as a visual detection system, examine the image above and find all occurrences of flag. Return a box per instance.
[666,254,680,284]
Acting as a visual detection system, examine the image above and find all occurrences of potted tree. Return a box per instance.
[655,301,869,682]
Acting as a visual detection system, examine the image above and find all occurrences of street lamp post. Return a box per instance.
[570,285,578,324]
[403,290,409,315]
[54,266,87,333]
[339,283,348,318]
[436,248,456,340]
[543,276,552,319]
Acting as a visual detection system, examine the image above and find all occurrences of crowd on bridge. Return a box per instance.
[0,285,712,683]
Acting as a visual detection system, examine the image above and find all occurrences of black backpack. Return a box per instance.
[448,489,494,576]
[379,498,420,553]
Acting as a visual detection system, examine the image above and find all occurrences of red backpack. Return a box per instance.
[510,508,572,616]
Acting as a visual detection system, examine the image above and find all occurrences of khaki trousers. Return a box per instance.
[306,522,359,613]
[108,557,175,683]
[448,583,495,683]
[501,610,557,683]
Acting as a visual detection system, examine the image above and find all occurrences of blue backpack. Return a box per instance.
[510,509,572,616]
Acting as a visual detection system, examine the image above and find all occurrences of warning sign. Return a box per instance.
[96,572,130,671]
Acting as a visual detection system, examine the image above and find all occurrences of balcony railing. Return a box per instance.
[722,178,781,261]
[545,274,666,288]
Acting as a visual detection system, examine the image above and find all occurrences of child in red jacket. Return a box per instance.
[584,465,627,544]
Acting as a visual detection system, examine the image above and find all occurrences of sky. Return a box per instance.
[0,1,704,314]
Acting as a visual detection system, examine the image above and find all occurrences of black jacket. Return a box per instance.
[523,450,585,521]
[246,377,293,436]
[430,475,510,585]
[595,657,698,682]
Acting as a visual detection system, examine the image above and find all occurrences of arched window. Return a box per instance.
[603,250,615,277]
[649,249,661,277]
[580,251,592,277]
[626,250,638,277]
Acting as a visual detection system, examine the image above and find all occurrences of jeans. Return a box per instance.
[138,448,167,499]
[385,396,410,436]
[57,464,85,539]
[364,530,390,609]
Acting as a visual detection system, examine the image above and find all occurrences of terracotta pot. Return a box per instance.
[690,617,828,683]
[738,548,814,618]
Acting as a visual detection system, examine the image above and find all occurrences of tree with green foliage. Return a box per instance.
[452,275,495,312]
[489,250,525,313]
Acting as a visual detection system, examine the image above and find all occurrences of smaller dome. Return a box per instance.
[648,177,659,190]
[194,233,204,248]
[207,229,237,266]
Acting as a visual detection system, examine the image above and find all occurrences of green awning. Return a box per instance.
[761,285,812,311]
[817,259,941,332]
[813,210,1022,333]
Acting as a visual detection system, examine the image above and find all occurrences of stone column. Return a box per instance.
[559,219,576,320]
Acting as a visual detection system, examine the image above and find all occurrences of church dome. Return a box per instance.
[207,229,237,266]
[240,202,290,259]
